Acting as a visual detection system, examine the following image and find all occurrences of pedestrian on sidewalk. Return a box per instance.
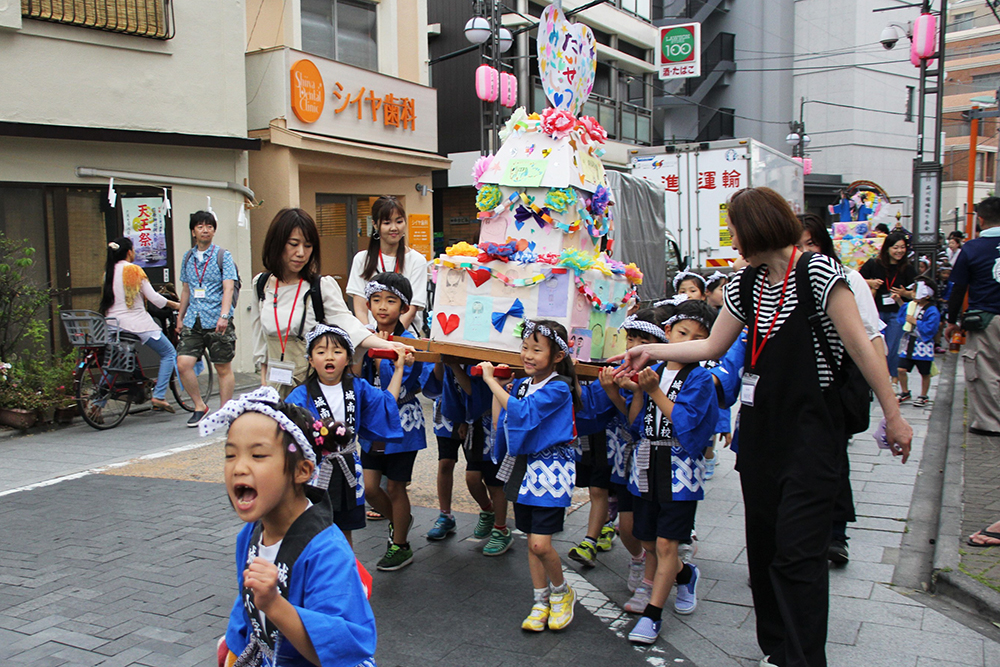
[624,299,719,646]
[480,321,579,633]
[860,231,916,384]
[99,237,180,415]
[799,214,887,565]
[945,196,1000,437]
[205,388,377,667]
[286,325,404,546]
[176,211,238,426]
[896,277,940,408]
[614,187,913,667]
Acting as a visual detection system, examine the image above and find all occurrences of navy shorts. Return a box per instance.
[632,496,697,542]
[468,456,503,487]
[575,460,611,490]
[334,502,366,532]
[513,503,565,535]
[898,357,932,376]
[610,482,635,513]
[360,449,419,482]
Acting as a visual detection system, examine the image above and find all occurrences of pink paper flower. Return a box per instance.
[472,153,494,188]
[577,116,607,143]
[541,107,577,138]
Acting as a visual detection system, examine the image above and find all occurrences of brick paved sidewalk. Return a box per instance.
[959,426,1000,593]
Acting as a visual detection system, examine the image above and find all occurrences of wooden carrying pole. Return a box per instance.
[966,105,979,240]
[392,337,609,379]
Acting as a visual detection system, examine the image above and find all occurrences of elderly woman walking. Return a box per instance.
[615,187,912,667]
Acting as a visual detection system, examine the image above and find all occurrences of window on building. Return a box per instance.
[971,72,1000,93]
[301,0,378,71]
[22,0,174,39]
[949,12,975,32]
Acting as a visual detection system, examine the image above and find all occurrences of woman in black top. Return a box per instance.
[614,187,912,667]
[859,232,915,381]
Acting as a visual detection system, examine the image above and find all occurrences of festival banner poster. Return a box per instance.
[122,197,168,269]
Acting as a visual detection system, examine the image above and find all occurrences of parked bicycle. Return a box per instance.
[60,309,214,429]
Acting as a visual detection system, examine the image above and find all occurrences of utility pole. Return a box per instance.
[962,94,1000,239]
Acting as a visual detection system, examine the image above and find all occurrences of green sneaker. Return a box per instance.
[568,540,597,568]
[376,543,413,571]
[596,525,616,552]
[483,527,513,556]
[473,510,495,539]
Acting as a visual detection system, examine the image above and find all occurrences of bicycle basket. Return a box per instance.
[61,311,119,347]
[104,341,137,373]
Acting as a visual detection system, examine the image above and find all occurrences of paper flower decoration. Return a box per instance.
[446,241,480,257]
[590,185,610,216]
[545,187,577,213]
[476,185,503,212]
[472,154,494,189]
[499,107,530,142]
[577,116,607,143]
[540,107,576,139]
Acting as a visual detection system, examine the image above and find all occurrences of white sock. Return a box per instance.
[550,581,568,595]
[533,587,550,604]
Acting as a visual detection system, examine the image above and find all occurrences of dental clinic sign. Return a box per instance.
[284,49,438,153]
[658,23,701,80]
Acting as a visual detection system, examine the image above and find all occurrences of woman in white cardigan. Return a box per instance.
[99,237,180,413]
[250,208,407,397]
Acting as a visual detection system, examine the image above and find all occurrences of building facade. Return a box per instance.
[244,0,448,298]
[0,1,257,369]
[941,0,999,235]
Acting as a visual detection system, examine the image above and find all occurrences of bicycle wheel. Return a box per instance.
[76,356,132,429]
[172,352,215,412]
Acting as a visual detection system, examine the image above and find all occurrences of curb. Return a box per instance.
[931,354,1000,623]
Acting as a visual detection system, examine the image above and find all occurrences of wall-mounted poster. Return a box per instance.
[121,197,168,269]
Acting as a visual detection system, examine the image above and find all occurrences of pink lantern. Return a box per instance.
[792,156,813,175]
[499,72,518,107]
[912,13,936,59]
[475,65,499,102]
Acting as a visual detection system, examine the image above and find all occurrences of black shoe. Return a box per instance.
[828,539,849,564]
[186,410,207,427]
[969,427,1000,437]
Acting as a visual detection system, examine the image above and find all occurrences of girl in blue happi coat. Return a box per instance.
[479,320,579,633]
[286,325,405,547]
[625,299,719,645]
[358,272,426,572]
[896,276,940,407]
[203,388,377,667]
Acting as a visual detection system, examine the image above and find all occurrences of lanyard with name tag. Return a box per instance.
[193,287,207,299]
[745,249,796,406]
[882,294,895,307]
[267,360,296,386]
[740,373,759,407]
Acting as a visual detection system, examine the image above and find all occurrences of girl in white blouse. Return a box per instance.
[251,208,407,397]
[346,196,428,330]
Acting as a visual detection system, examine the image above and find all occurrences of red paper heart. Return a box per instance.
[437,313,460,335]
[468,269,491,288]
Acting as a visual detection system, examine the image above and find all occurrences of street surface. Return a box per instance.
[1,374,999,666]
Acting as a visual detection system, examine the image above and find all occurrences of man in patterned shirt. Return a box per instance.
[176,210,238,426]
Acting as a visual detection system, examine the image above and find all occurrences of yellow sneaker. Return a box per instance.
[547,586,576,630]
[521,602,549,632]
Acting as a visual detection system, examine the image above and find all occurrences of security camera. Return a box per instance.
[880,26,900,49]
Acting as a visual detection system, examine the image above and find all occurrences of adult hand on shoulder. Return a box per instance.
[244,557,280,613]
[886,414,913,464]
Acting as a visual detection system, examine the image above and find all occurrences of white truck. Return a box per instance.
[628,138,804,270]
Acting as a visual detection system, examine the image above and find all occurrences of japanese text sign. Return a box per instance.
[122,197,167,269]
[658,23,701,80]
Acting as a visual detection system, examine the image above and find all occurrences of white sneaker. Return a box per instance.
[627,557,646,592]
[759,657,778,667]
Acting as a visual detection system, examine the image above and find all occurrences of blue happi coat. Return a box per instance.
[226,512,376,667]
[710,330,747,454]
[578,381,638,486]
[494,375,577,508]
[359,330,426,454]
[896,303,940,362]
[628,363,717,501]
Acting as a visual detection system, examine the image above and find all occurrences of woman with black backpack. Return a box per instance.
[250,208,408,398]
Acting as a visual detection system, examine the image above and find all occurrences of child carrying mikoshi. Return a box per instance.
[479,320,580,633]
[423,361,513,555]
[285,324,406,547]
[358,272,426,571]
[626,299,719,645]
[896,276,940,407]
[203,387,376,667]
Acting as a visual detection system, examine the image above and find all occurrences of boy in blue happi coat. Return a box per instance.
[626,300,719,645]
[896,276,941,407]
[358,273,426,571]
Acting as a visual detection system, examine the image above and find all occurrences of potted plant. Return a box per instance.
[0,364,42,429]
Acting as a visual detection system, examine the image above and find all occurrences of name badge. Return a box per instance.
[882,294,895,307]
[741,373,760,407]
[267,360,296,386]
[193,288,207,299]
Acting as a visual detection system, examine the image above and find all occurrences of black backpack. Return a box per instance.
[796,252,873,435]
[255,272,325,338]
[181,247,242,308]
